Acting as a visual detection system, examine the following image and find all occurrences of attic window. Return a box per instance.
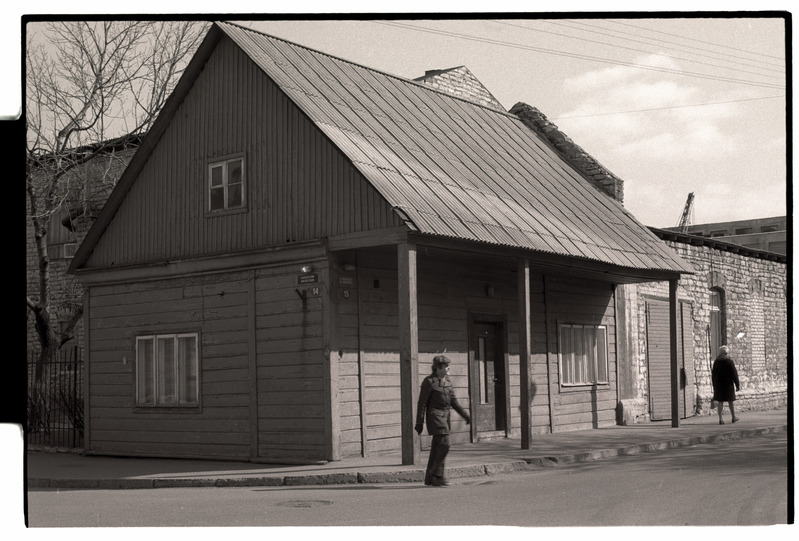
[208,156,245,213]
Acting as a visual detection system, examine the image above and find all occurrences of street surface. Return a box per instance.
[26,432,789,528]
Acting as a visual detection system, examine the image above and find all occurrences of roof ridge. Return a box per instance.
[217,21,517,118]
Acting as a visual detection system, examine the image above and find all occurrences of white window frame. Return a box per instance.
[208,155,246,213]
[558,324,609,387]
[135,333,200,406]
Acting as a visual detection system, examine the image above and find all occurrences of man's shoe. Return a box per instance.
[732,417,740,423]
[431,477,451,487]
[719,419,725,425]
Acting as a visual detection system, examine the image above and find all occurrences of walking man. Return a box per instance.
[415,355,471,486]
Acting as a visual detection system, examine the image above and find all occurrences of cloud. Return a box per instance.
[563,53,680,92]
[556,52,753,167]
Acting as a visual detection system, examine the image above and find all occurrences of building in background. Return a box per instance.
[663,216,787,255]
[615,229,787,425]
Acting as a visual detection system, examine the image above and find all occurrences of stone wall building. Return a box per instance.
[26,143,139,357]
[615,232,788,423]
[664,216,787,255]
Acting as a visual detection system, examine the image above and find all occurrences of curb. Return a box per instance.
[28,425,786,490]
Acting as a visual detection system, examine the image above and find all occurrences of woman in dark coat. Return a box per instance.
[415,355,470,487]
[712,345,740,425]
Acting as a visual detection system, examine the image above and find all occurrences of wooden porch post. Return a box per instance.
[518,258,532,448]
[669,279,680,428]
[398,242,421,465]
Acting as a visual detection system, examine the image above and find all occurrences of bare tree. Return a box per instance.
[26,20,208,383]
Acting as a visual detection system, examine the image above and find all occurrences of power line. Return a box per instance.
[534,19,784,77]
[605,18,785,62]
[372,20,785,90]
[555,19,785,73]
[550,95,785,120]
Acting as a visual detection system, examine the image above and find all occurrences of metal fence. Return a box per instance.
[27,345,84,448]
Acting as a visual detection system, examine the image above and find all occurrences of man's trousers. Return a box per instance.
[426,434,450,479]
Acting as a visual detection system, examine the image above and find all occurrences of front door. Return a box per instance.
[469,320,507,437]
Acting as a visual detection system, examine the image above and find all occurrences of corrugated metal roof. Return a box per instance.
[218,22,694,274]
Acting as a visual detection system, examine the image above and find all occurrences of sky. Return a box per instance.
[7,3,789,231]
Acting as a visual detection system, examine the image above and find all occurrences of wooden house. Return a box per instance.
[69,22,695,464]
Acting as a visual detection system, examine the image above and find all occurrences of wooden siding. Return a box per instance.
[345,249,542,456]
[647,298,694,420]
[333,261,363,458]
[527,272,550,434]
[86,272,252,459]
[356,253,403,456]
[84,35,401,270]
[254,262,327,460]
[544,275,618,432]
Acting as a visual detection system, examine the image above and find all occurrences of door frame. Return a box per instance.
[467,312,510,441]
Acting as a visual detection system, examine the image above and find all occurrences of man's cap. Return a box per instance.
[432,355,451,367]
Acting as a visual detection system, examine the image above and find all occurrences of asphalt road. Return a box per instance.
[26,431,789,528]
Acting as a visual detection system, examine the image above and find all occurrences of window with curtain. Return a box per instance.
[136,333,199,406]
[558,324,609,386]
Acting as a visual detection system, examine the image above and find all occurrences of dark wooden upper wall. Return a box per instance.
[85,35,402,269]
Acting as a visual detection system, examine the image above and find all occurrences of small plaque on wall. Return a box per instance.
[298,273,318,284]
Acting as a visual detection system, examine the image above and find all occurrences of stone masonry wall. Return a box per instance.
[26,149,135,359]
[510,102,625,203]
[625,241,787,418]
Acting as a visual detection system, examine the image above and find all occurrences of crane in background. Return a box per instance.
[677,192,695,233]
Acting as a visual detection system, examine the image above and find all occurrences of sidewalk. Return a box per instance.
[27,408,789,490]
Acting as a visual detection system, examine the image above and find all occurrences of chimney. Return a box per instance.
[510,102,624,203]
[414,66,505,112]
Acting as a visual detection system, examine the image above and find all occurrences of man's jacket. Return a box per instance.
[415,374,470,435]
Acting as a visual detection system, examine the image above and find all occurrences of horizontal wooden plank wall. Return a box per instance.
[351,249,541,455]
[86,34,401,270]
[418,255,528,445]
[647,298,694,421]
[87,271,252,459]
[356,253,403,456]
[527,271,550,435]
[254,262,327,461]
[544,275,618,432]
[333,261,362,458]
